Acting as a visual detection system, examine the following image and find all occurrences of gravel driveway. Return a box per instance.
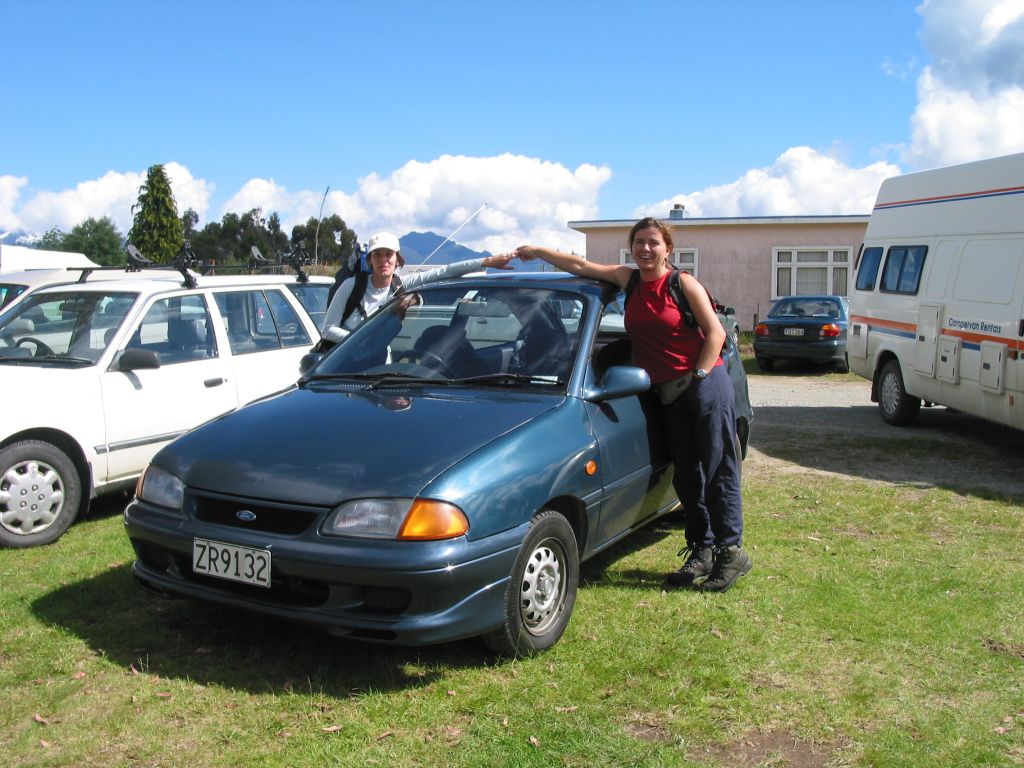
[745,371,1024,497]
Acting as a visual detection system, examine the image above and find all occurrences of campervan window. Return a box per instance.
[855,246,883,291]
[880,245,927,294]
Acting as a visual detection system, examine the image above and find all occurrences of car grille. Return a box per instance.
[191,491,326,535]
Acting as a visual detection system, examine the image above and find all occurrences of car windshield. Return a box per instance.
[0,289,138,365]
[309,284,587,387]
[769,297,843,319]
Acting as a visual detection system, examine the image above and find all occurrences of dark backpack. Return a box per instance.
[623,267,720,329]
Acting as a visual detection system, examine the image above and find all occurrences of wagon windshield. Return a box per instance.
[309,284,588,388]
[0,290,137,365]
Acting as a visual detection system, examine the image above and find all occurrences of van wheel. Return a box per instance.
[878,360,920,426]
[483,510,579,657]
[0,440,82,548]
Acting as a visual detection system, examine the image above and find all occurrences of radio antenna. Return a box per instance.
[313,185,330,264]
[419,203,487,267]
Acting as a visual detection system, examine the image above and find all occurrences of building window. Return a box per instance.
[620,248,698,275]
[772,247,850,298]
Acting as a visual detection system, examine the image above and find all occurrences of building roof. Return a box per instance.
[569,214,869,232]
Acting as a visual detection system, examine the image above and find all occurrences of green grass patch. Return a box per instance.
[3,475,1024,766]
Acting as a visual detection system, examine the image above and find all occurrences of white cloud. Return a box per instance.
[904,0,1024,167]
[637,147,899,218]
[0,164,214,238]
[0,175,29,231]
[222,154,610,254]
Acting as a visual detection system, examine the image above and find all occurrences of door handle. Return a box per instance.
[204,377,226,388]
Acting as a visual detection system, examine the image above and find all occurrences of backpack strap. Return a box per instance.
[341,270,369,323]
[341,272,405,323]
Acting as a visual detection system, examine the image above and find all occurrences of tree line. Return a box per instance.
[36,164,358,269]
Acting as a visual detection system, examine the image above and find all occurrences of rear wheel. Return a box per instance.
[484,510,579,657]
[0,440,82,548]
[878,359,920,426]
[755,356,774,372]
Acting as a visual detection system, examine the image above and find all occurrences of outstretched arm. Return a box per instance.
[513,246,632,288]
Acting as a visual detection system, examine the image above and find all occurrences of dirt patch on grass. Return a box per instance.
[699,730,839,767]
[746,371,1024,499]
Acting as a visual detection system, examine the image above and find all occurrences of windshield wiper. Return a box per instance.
[300,371,446,388]
[0,354,93,366]
[452,372,562,386]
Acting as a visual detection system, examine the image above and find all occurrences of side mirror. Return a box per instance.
[583,365,651,403]
[118,348,160,371]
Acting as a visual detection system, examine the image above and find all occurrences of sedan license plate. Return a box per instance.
[193,538,271,588]
[783,327,804,336]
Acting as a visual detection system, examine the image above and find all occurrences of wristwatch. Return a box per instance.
[694,368,708,380]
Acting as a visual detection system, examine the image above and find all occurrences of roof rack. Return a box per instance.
[63,241,314,290]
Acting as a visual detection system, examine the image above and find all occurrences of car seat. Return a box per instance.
[414,325,489,377]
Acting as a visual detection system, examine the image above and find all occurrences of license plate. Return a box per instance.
[193,538,271,588]
[783,327,804,336]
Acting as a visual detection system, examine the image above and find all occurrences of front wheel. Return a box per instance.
[878,359,920,426]
[483,510,579,657]
[0,440,82,547]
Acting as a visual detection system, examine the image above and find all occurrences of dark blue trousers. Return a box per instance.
[663,365,744,549]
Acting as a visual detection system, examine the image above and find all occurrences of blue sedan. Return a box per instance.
[124,274,752,655]
[753,294,850,372]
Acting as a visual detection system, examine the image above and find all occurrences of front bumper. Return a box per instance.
[124,499,524,646]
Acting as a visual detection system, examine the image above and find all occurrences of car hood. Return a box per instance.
[159,385,563,505]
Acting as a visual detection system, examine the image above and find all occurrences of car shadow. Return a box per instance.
[579,513,682,590]
[31,563,493,696]
[749,402,1024,499]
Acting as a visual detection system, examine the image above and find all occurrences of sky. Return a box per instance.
[3,0,1024,255]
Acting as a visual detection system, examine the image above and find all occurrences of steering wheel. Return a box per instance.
[16,337,54,357]
[395,349,454,377]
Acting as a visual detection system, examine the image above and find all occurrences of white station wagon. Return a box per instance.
[0,269,332,547]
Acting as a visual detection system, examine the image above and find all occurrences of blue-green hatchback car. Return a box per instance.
[124,274,752,656]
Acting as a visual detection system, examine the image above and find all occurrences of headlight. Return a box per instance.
[322,498,468,540]
[136,465,185,511]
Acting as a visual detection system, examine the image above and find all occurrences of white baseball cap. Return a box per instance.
[367,232,401,256]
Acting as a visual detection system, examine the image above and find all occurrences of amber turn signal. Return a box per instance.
[397,499,470,540]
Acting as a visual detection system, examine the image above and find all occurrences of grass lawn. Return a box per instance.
[3,435,1024,765]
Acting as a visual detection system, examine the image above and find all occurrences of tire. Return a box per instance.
[755,356,774,372]
[0,440,82,548]
[483,510,579,657]
[835,354,850,374]
[878,359,921,426]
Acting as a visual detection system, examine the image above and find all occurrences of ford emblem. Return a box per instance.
[235,509,257,523]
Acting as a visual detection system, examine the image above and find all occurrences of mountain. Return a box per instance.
[397,231,490,265]
[396,231,531,271]
[1,230,36,246]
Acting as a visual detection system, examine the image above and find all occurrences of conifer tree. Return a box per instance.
[127,164,184,263]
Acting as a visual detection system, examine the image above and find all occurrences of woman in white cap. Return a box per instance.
[320,232,515,346]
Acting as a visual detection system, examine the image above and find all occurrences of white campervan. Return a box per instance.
[848,151,1024,430]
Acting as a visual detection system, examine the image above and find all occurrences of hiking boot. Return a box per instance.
[666,545,714,587]
[698,545,752,592]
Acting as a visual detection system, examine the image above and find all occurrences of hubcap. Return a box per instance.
[0,460,65,535]
[880,372,899,413]
[519,539,565,635]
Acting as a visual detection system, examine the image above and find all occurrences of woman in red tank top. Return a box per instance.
[510,217,751,592]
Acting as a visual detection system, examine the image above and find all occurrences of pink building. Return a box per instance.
[569,206,869,332]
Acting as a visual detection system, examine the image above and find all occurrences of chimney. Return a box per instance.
[669,203,686,220]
